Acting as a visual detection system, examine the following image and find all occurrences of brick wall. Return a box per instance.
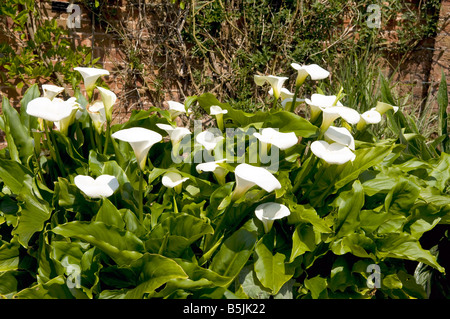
[1,0,449,121]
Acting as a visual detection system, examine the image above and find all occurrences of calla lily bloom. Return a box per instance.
[196,130,224,152]
[255,202,291,233]
[161,171,189,194]
[196,159,228,185]
[27,97,75,123]
[210,105,228,131]
[375,101,399,115]
[291,63,330,87]
[74,67,110,94]
[310,140,355,165]
[54,97,82,135]
[74,174,119,199]
[88,101,107,134]
[111,127,162,170]
[305,93,343,122]
[321,106,360,132]
[167,101,191,120]
[254,75,289,100]
[231,163,281,201]
[42,84,64,100]
[324,126,355,150]
[97,86,117,122]
[357,109,382,130]
[253,128,298,151]
[156,123,191,158]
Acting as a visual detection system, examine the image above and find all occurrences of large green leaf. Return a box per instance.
[0,240,20,271]
[290,223,318,262]
[1,95,34,163]
[376,233,444,272]
[209,228,258,283]
[124,253,188,298]
[0,158,33,194]
[437,71,449,152]
[427,152,450,192]
[333,180,364,238]
[254,233,294,294]
[52,221,144,266]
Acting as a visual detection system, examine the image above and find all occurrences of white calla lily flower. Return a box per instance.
[74,174,119,199]
[321,106,360,132]
[253,128,298,151]
[255,202,291,233]
[96,86,117,122]
[254,75,289,100]
[74,67,109,94]
[210,105,228,131]
[375,101,399,115]
[305,93,342,121]
[311,140,356,165]
[196,159,228,185]
[291,63,330,87]
[324,126,355,150]
[196,130,224,152]
[156,123,191,143]
[88,101,107,134]
[167,101,191,120]
[111,127,162,170]
[42,84,64,100]
[231,163,281,201]
[27,97,75,123]
[161,171,189,193]
[54,97,82,135]
[357,109,382,130]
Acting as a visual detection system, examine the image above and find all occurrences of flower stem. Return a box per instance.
[103,120,111,155]
[43,121,66,178]
[287,85,300,113]
[138,168,144,223]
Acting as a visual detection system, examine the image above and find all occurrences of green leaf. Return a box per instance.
[209,228,257,282]
[0,240,20,271]
[124,254,188,298]
[52,221,144,266]
[333,180,364,238]
[149,213,213,245]
[427,152,450,192]
[95,198,125,229]
[376,233,444,273]
[304,275,328,299]
[0,158,32,194]
[1,95,34,164]
[290,223,318,262]
[384,177,420,214]
[19,83,40,131]
[261,110,318,138]
[254,233,294,294]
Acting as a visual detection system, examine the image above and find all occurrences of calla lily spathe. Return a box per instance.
[97,86,117,122]
[27,97,76,123]
[74,174,119,199]
[305,93,343,122]
[74,67,110,93]
[161,171,189,193]
[42,84,64,100]
[156,123,192,145]
[253,128,298,151]
[291,63,330,87]
[210,105,228,131]
[167,101,191,120]
[310,140,355,165]
[53,97,82,135]
[324,126,355,151]
[375,101,399,115]
[321,106,360,132]
[254,75,289,100]
[357,109,382,130]
[196,159,228,185]
[196,130,224,152]
[231,163,281,201]
[88,101,107,134]
[111,127,162,170]
[255,202,291,233]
